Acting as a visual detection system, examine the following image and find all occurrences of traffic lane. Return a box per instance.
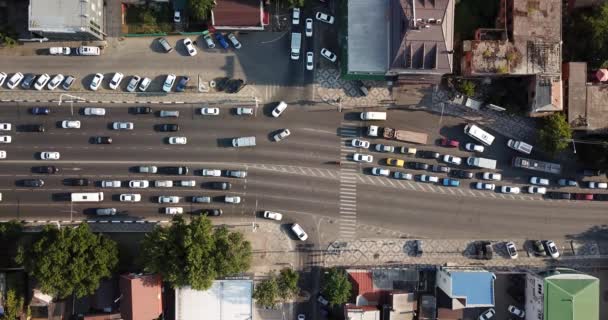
[355,183,606,238]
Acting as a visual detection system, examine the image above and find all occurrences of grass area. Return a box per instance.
[454,0,500,40]
[125,4,174,34]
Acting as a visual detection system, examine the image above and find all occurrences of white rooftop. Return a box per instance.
[175,280,253,320]
[29,0,103,33]
[347,0,390,73]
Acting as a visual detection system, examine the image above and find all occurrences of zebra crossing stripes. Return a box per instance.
[338,123,360,240]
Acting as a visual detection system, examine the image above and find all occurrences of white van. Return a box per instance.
[360,112,387,121]
[77,46,101,56]
[71,192,104,202]
[232,136,256,147]
[464,124,495,146]
[507,139,533,154]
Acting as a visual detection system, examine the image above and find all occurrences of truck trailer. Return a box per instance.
[367,125,428,144]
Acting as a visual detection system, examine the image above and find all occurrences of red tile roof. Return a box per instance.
[119,274,162,320]
[212,0,263,27]
[348,271,374,296]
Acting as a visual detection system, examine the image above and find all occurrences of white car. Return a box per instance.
[298,315,305,320]
[0,123,11,131]
[315,12,335,24]
[0,72,6,86]
[529,177,549,186]
[139,77,151,91]
[90,73,104,91]
[173,10,181,23]
[320,48,337,62]
[168,136,187,145]
[375,144,395,152]
[6,72,24,89]
[183,38,197,56]
[155,180,173,188]
[305,18,313,37]
[129,180,149,188]
[291,223,308,241]
[527,186,546,194]
[200,107,220,115]
[227,33,242,49]
[34,73,50,90]
[500,186,520,194]
[465,143,485,152]
[225,196,241,204]
[544,240,560,258]
[482,172,502,181]
[163,74,176,92]
[507,305,525,318]
[371,167,390,177]
[40,151,60,160]
[165,207,183,215]
[112,122,134,130]
[0,136,11,143]
[306,52,314,71]
[353,153,373,163]
[201,169,222,177]
[475,182,495,191]
[178,180,196,187]
[273,129,291,142]
[292,8,301,25]
[61,120,80,129]
[272,101,288,117]
[478,308,495,320]
[588,181,608,189]
[393,171,413,180]
[351,139,370,148]
[108,72,124,90]
[505,241,518,259]
[126,75,141,92]
[84,107,106,116]
[158,196,180,204]
[101,180,121,188]
[120,194,142,202]
[419,175,439,183]
[47,74,64,90]
[263,211,283,221]
[0,150,6,159]
[236,107,254,116]
[443,155,462,165]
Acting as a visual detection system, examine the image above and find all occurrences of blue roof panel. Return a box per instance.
[451,271,494,306]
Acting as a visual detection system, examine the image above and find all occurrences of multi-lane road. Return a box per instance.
[0,102,605,239]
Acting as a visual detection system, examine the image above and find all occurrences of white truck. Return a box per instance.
[507,139,533,154]
[290,32,302,60]
[466,157,497,170]
[232,136,256,147]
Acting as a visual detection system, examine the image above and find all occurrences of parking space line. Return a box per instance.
[375,177,387,186]
[489,193,497,198]
[395,181,407,189]
[365,176,377,184]
[457,189,466,195]
[447,188,456,194]
[385,179,396,187]
[406,181,416,189]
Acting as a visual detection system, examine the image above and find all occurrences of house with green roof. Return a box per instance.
[525,268,599,320]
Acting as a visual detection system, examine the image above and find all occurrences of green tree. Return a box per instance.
[189,0,216,20]
[538,113,572,154]
[458,80,476,96]
[2,289,24,320]
[287,0,306,7]
[252,276,280,308]
[139,216,252,290]
[277,268,299,300]
[321,268,352,306]
[16,224,118,299]
[0,220,22,240]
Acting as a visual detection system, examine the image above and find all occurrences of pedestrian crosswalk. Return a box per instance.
[338,124,360,240]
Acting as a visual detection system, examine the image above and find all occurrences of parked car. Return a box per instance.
[530,176,550,186]
[505,241,518,259]
[418,175,438,183]
[273,129,291,142]
[62,75,75,90]
[84,107,106,116]
[168,136,187,145]
[236,107,254,116]
[227,33,242,49]
[410,162,429,170]
[527,186,546,194]
[112,122,134,130]
[549,191,571,200]
[61,120,80,129]
[93,136,112,144]
[431,165,450,173]
[33,166,59,174]
[215,33,229,49]
[101,180,121,188]
[544,240,560,258]
[531,240,546,256]
[90,73,104,91]
[68,178,89,186]
[393,171,413,180]
[475,182,495,191]
[507,305,525,318]
[40,151,60,160]
[183,38,197,56]
[465,143,485,152]
[292,7,301,25]
[200,107,220,116]
[482,172,501,181]
[375,144,394,153]
[478,308,495,320]
[272,101,288,117]
[202,30,215,48]
[165,207,183,215]
[224,195,241,204]
[20,73,36,89]
[386,158,405,167]
[108,72,124,90]
[442,155,462,165]
[291,223,308,241]
[162,74,176,92]
[47,74,64,90]
[210,182,231,190]
[305,18,313,37]
[440,138,459,148]
[6,72,24,89]
[129,180,149,188]
[398,146,417,155]
[31,107,50,115]
[138,166,158,173]
[587,181,608,189]
[158,196,180,204]
[442,178,460,187]
[226,170,247,178]
[126,75,141,92]
[419,150,440,159]
[306,52,314,71]
[451,170,473,179]
[0,72,6,87]
[176,76,190,92]
[320,48,337,62]
[132,106,152,114]
[21,124,44,132]
[500,186,520,194]
[353,153,373,163]
[351,139,370,148]
[315,12,335,24]
[21,179,44,188]
[139,77,152,91]
[96,208,117,216]
[558,178,577,187]
[191,196,211,203]
[575,193,594,201]
[371,167,390,177]
[201,169,221,177]
[199,209,223,216]
[120,194,142,202]
[33,73,50,90]
[157,37,173,52]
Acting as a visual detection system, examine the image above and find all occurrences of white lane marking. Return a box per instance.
[395,181,407,189]
[447,188,456,194]
[489,193,497,198]
[457,189,466,195]
[340,195,357,200]
[384,179,396,188]
[341,199,356,203]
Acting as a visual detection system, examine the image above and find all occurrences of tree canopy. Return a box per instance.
[16,224,118,299]
[565,3,608,68]
[538,113,572,154]
[2,289,24,320]
[252,268,300,308]
[139,216,252,290]
[277,268,299,299]
[189,0,216,20]
[321,268,352,306]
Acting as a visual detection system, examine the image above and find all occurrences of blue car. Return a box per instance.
[31,107,50,115]
[442,178,460,187]
[175,76,189,92]
[215,33,229,49]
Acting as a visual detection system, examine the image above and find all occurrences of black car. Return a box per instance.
[33,166,59,174]
[431,165,450,173]
[163,166,188,175]
[21,179,44,188]
[132,106,152,114]
[594,193,608,201]
[410,162,429,170]
[580,169,604,177]
[451,169,474,179]
[210,181,231,190]
[93,136,112,144]
[31,107,50,115]
[160,124,179,132]
[530,240,546,256]
[176,76,190,92]
[475,241,493,260]
[419,150,440,159]
[548,191,571,200]
[68,178,89,186]
[20,124,45,132]
[21,74,36,89]
[199,208,223,216]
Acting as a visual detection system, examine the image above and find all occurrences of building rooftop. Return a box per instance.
[211,0,264,30]
[544,273,599,320]
[437,268,495,308]
[29,0,103,33]
[566,62,608,131]
[348,269,419,306]
[175,280,252,320]
[347,0,390,74]
[119,274,162,320]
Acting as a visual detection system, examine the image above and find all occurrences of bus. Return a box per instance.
[71,192,104,202]
[464,124,495,146]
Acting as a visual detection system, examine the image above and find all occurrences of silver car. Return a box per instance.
[101,180,121,188]
[158,196,179,204]
[138,166,158,173]
[112,122,134,130]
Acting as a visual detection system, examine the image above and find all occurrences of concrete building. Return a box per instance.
[28,0,104,40]
[344,0,455,82]
[175,279,253,320]
[525,268,599,320]
[436,267,496,309]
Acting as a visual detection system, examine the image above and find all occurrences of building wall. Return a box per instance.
[436,269,453,297]
[525,273,544,320]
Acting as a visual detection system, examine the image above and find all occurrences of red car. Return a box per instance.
[440,138,460,148]
[575,193,594,201]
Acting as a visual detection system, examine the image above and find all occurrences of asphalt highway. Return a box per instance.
[0,103,604,239]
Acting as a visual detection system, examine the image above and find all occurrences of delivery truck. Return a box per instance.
[466,157,497,170]
[367,126,428,144]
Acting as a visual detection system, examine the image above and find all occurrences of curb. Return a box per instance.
[0,219,170,225]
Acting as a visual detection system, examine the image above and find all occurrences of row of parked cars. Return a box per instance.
[156,32,242,54]
[0,72,76,91]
